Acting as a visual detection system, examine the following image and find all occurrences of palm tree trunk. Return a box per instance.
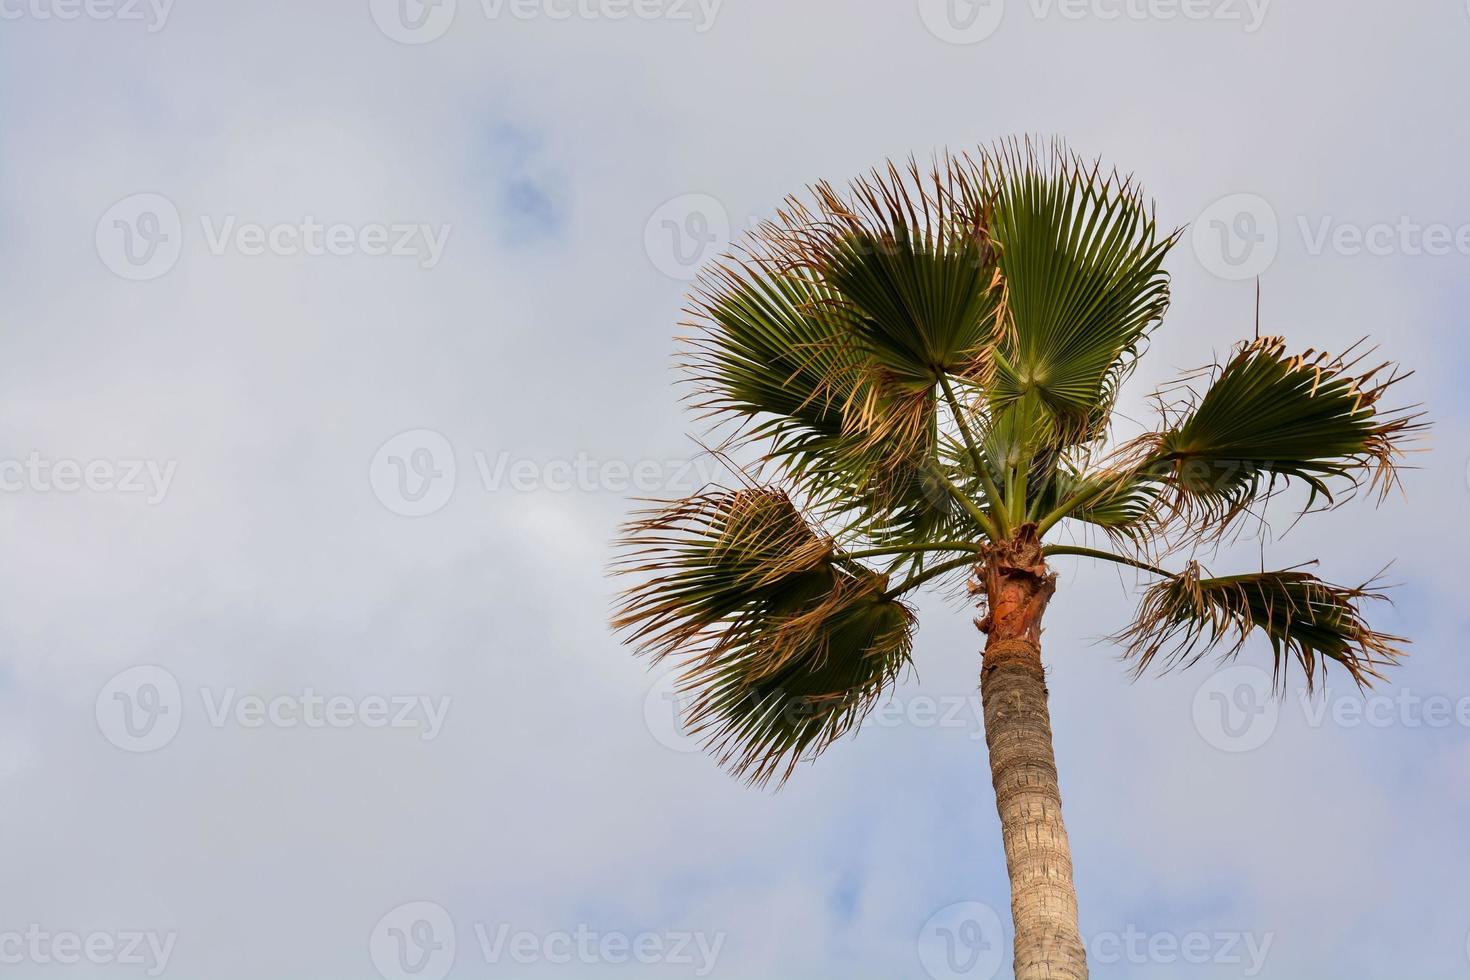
[976,525,1087,978]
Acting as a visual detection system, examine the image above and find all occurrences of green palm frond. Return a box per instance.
[1138,336,1422,528]
[613,488,916,786]
[1116,562,1404,690]
[686,580,914,787]
[1032,466,1162,543]
[846,434,991,571]
[984,139,1178,446]
[685,256,876,476]
[686,233,942,521]
[783,159,1003,386]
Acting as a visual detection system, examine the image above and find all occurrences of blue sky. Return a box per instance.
[1,1,1469,978]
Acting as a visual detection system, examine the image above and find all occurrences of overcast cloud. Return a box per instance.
[1,1,1468,977]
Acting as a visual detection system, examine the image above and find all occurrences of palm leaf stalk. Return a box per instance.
[611,139,1423,979]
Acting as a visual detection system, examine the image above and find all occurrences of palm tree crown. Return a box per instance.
[613,139,1420,788]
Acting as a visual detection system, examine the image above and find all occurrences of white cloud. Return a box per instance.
[2,2,1468,977]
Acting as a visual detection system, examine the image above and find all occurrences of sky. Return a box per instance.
[1,1,1469,978]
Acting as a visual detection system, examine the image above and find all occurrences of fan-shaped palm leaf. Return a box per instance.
[613,488,916,785]
[984,140,1177,446]
[1115,562,1403,690]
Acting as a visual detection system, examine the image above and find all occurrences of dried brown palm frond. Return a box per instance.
[1115,561,1405,691]
[612,487,916,785]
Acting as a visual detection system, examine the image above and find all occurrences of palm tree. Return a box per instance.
[611,140,1420,978]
